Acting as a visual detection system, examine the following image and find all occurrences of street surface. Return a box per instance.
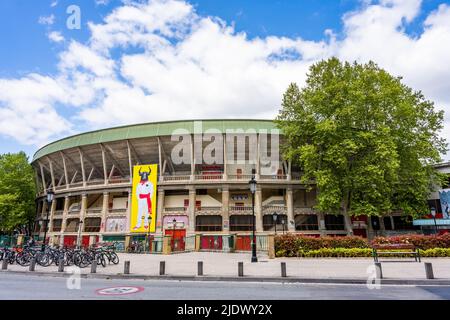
[1,273,450,300]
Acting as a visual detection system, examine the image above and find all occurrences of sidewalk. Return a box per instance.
[3,252,450,283]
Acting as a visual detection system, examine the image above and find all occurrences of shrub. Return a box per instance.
[371,233,450,250]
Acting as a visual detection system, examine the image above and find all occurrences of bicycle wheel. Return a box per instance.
[109,252,119,264]
[96,254,106,268]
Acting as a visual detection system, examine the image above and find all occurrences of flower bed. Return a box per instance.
[274,233,450,257]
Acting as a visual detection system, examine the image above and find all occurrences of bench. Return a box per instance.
[372,244,421,262]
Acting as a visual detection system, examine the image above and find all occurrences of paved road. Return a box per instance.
[1,273,450,300]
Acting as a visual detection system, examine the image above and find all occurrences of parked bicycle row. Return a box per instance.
[0,243,120,268]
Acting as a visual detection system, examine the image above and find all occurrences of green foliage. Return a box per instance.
[0,152,36,234]
[275,247,450,258]
[276,58,447,222]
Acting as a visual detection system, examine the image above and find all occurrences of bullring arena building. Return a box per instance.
[32,119,420,250]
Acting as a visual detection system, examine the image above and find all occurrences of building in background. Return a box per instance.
[32,119,423,248]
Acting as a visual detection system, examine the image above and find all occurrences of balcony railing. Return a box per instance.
[227,174,253,181]
[229,206,253,214]
[260,174,288,180]
[164,207,187,213]
[86,208,102,215]
[53,210,64,216]
[161,175,190,182]
[108,208,127,214]
[195,206,222,214]
[263,205,287,215]
[195,174,223,181]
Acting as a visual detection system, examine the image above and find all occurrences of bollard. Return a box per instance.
[29,258,36,272]
[238,262,244,277]
[425,262,434,279]
[1,258,8,270]
[124,260,130,274]
[281,262,287,277]
[198,261,203,276]
[58,257,64,272]
[160,261,165,275]
[91,259,97,274]
[375,262,383,279]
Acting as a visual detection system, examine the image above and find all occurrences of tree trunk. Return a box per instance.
[342,195,354,236]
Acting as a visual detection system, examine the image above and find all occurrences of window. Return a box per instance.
[55,198,64,211]
[324,215,345,230]
[84,218,101,232]
[230,215,253,231]
[52,219,62,232]
[295,215,319,231]
[383,217,393,230]
[196,216,222,232]
[392,216,418,230]
[66,218,80,232]
[263,214,288,231]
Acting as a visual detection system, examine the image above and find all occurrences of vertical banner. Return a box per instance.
[130,164,158,233]
[439,189,450,219]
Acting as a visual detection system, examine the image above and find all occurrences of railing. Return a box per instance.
[195,174,223,181]
[164,207,187,213]
[86,208,102,215]
[108,178,130,184]
[161,175,190,182]
[53,210,64,216]
[109,208,127,214]
[55,185,67,191]
[68,209,81,215]
[260,174,288,180]
[195,206,222,214]
[229,206,253,214]
[84,226,101,232]
[227,174,254,181]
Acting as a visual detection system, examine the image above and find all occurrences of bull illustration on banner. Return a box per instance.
[130,164,158,233]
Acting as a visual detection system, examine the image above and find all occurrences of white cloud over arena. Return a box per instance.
[1,0,450,154]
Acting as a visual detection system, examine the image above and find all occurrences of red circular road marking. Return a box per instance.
[95,286,144,296]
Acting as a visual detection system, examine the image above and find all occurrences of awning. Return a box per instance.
[413,219,450,226]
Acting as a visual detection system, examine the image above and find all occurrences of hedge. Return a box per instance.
[275,234,369,257]
[371,234,450,250]
[275,247,450,258]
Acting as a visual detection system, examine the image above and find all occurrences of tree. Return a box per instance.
[0,152,37,235]
[276,58,447,235]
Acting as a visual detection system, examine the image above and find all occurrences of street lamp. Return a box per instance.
[42,190,54,251]
[249,171,258,263]
[281,219,285,235]
[431,207,438,235]
[272,212,278,235]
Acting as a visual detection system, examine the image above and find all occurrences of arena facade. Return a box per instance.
[32,119,419,248]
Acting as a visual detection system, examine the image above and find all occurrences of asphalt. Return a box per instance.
[2,272,450,300]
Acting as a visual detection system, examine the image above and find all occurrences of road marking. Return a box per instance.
[96,286,144,296]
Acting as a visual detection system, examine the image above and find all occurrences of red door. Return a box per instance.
[353,229,367,238]
[63,236,77,248]
[235,235,251,251]
[201,236,223,250]
[165,229,186,251]
[82,236,90,248]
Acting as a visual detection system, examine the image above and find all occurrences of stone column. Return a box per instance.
[100,192,109,234]
[47,199,57,234]
[60,196,69,246]
[156,188,165,235]
[255,188,263,232]
[286,188,295,232]
[77,194,87,247]
[222,187,230,233]
[188,187,196,234]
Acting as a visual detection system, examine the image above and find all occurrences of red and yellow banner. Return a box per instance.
[130,164,158,233]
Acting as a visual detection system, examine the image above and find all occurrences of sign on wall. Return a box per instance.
[439,189,450,219]
[105,218,127,233]
[130,164,158,233]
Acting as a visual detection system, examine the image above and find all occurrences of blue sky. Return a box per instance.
[0,0,449,160]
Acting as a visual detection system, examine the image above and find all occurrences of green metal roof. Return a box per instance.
[32,119,279,162]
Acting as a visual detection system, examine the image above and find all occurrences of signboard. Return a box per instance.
[130,164,158,233]
[439,189,450,219]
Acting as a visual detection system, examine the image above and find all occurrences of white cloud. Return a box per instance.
[48,31,64,43]
[38,14,55,25]
[96,0,110,5]
[1,0,450,156]
[51,1,58,8]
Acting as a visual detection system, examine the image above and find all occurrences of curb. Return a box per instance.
[2,270,450,286]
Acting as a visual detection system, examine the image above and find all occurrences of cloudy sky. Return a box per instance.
[0,0,449,160]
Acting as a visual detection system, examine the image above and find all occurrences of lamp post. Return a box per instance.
[431,207,438,235]
[272,212,278,235]
[249,172,257,263]
[281,219,285,235]
[42,190,54,252]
